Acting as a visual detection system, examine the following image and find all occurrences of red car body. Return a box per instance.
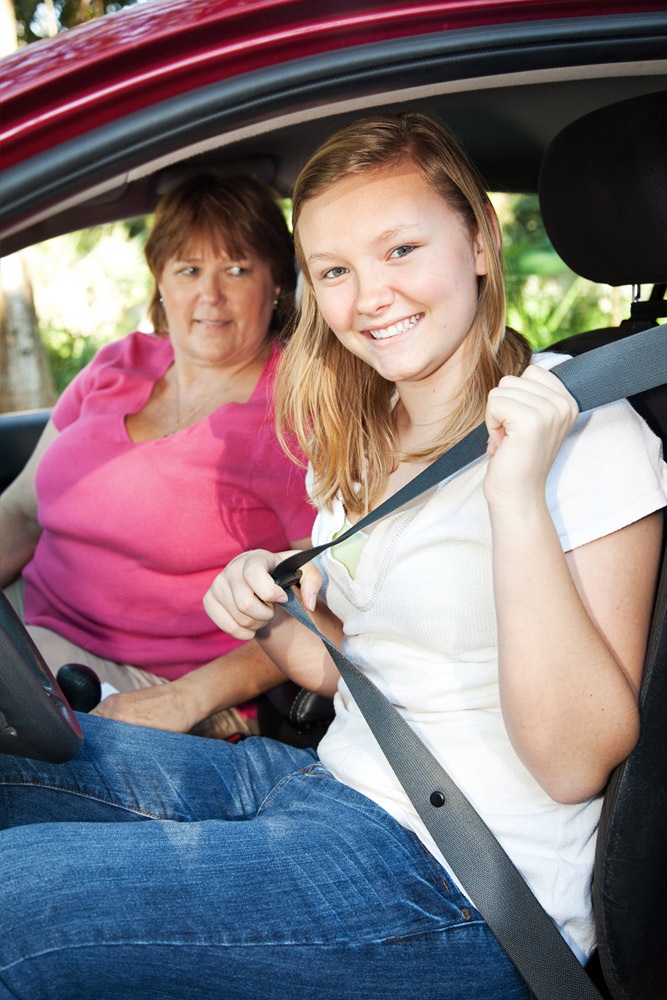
[2,0,662,168]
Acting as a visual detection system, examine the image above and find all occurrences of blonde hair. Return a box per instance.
[144,173,295,337]
[277,112,531,515]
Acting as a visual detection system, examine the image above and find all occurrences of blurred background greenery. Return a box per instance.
[25,193,632,397]
[24,219,152,394]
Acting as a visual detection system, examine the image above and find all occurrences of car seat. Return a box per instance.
[0,409,50,494]
[538,88,667,999]
[541,88,667,447]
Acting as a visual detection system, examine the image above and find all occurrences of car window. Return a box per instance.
[4,194,641,413]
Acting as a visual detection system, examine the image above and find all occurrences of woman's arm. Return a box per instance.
[485,366,663,803]
[0,418,58,587]
[92,639,288,731]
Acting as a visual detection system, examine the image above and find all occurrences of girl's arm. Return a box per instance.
[485,365,663,804]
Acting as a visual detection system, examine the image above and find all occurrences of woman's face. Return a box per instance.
[298,163,488,395]
[158,240,279,368]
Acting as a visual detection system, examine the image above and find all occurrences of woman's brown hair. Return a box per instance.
[276,112,532,515]
[144,173,296,337]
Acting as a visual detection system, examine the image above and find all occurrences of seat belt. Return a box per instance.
[271,323,667,1000]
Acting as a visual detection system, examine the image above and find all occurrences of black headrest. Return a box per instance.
[538,90,667,286]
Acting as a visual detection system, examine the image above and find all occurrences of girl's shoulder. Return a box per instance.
[547,400,667,552]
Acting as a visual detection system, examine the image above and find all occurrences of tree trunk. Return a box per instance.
[0,0,15,55]
[41,0,59,37]
[0,255,57,411]
[0,0,57,412]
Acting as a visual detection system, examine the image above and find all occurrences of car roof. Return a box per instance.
[1,0,666,255]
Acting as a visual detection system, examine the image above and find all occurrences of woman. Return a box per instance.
[0,114,665,999]
[0,173,314,740]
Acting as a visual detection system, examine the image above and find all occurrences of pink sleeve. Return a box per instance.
[51,363,95,430]
[51,337,131,431]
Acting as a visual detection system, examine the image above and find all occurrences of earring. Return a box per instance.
[159,297,164,304]
[273,298,279,308]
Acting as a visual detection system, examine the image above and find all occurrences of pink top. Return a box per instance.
[23,332,314,680]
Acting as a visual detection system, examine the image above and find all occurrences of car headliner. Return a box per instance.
[0,0,666,255]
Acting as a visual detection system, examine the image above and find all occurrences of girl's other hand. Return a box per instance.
[297,561,324,613]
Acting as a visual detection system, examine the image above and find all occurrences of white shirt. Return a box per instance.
[314,360,667,962]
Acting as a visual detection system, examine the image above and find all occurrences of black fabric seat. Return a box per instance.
[0,409,50,493]
[541,88,667,451]
[538,89,667,999]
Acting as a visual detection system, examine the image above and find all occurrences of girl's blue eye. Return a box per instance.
[391,244,414,258]
[323,266,347,279]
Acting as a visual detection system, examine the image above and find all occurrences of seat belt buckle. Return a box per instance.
[271,566,303,590]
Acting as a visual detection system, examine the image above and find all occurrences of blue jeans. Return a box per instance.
[0,714,529,999]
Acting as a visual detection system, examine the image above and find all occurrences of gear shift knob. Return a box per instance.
[56,663,102,713]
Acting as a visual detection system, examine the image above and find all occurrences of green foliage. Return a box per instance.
[14,0,140,44]
[25,221,153,393]
[45,329,103,394]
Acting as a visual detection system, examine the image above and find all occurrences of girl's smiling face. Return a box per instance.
[298,163,488,398]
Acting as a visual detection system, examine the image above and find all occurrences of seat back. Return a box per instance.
[593,547,667,999]
[538,90,667,1000]
[0,408,50,493]
[539,89,667,289]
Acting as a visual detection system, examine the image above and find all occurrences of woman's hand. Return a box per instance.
[203,550,324,640]
[484,365,578,507]
[91,642,290,733]
[92,684,197,732]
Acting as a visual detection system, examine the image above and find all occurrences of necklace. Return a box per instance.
[157,347,270,437]
[163,382,226,437]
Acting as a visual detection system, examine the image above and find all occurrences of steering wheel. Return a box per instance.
[0,590,83,762]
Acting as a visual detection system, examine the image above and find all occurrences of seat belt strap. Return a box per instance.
[271,323,667,999]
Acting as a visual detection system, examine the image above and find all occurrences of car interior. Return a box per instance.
[0,23,666,995]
